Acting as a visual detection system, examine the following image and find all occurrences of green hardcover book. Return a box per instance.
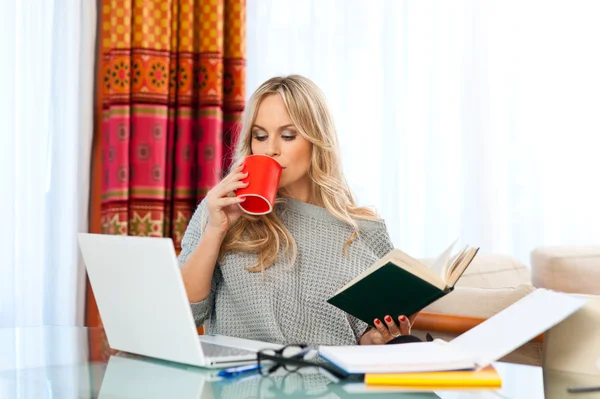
[327,241,480,327]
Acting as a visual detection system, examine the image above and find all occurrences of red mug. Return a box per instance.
[236,155,283,215]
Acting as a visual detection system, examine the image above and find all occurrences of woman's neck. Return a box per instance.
[279,184,322,207]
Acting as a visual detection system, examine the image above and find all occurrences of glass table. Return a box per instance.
[0,326,598,398]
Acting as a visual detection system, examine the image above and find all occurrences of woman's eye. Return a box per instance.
[281,130,297,141]
[253,134,267,141]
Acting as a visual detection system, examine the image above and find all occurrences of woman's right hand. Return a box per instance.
[205,163,249,235]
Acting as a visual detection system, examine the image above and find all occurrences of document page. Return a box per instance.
[450,289,586,369]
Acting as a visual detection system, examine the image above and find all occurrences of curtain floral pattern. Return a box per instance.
[100,0,245,251]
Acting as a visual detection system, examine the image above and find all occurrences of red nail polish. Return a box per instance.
[400,315,407,322]
[385,316,392,323]
[374,319,381,325]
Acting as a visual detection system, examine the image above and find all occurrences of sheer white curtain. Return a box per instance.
[247,0,600,264]
[0,1,96,326]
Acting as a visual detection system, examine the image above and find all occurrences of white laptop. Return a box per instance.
[78,233,282,368]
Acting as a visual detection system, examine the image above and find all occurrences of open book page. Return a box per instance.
[428,238,459,283]
[385,248,429,271]
[391,257,447,290]
[446,247,479,286]
[332,250,398,295]
[379,249,447,290]
[443,249,461,282]
[332,248,447,295]
[442,245,468,283]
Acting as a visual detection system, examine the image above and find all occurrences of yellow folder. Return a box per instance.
[365,365,502,388]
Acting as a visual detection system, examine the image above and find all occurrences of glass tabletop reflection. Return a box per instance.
[0,326,594,399]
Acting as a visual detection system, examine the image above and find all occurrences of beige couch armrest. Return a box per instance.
[531,246,600,295]
[422,284,536,318]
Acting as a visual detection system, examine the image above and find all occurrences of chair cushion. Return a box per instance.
[457,254,531,289]
[423,284,536,319]
[531,246,600,295]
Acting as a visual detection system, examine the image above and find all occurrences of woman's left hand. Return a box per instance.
[359,314,417,345]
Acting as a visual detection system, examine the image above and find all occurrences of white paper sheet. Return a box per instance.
[451,289,587,369]
[319,289,586,374]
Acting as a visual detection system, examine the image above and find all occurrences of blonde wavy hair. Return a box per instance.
[205,75,379,272]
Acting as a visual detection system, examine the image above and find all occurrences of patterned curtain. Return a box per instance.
[100,0,245,251]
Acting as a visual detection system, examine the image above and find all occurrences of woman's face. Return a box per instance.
[250,94,313,197]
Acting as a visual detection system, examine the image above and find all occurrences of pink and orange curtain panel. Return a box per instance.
[100,0,245,251]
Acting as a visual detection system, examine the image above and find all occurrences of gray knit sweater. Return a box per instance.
[178,197,394,346]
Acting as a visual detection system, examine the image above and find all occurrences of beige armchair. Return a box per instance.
[531,245,600,295]
[411,246,600,366]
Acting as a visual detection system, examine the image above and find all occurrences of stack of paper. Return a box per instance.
[318,341,475,374]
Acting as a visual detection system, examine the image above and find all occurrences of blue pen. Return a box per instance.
[217,364,263,378]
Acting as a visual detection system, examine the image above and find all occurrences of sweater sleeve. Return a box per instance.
[178,198,218,327]
[348,221,396,342]
[363,221,395,259]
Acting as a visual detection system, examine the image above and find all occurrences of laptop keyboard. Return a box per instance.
[200,341,256,358]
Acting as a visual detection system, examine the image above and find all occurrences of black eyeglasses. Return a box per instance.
[257,344,349,380]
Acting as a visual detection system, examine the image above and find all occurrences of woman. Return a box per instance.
[179,75,415,346]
